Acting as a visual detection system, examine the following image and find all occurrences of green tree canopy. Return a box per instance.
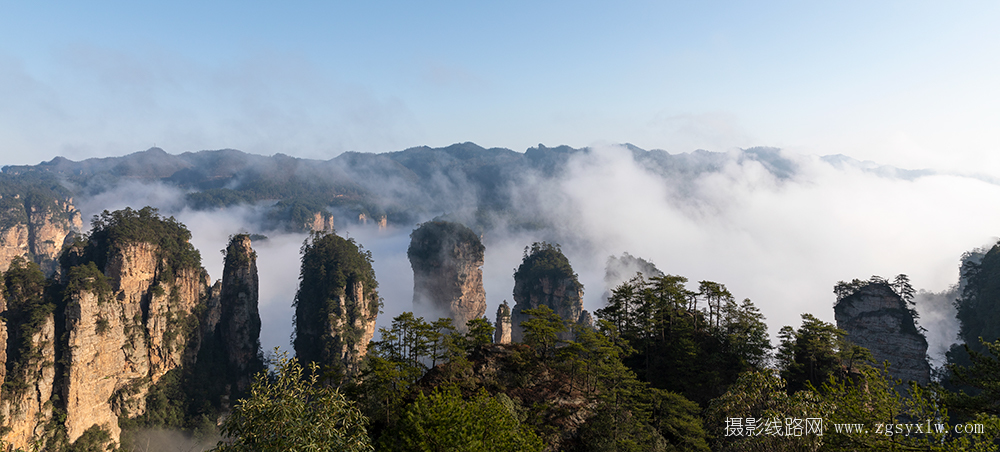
[776,314,851,394]
[78,206,203,280]
[293,231,381,374]
[378,386,543,452]
[213,351,373,452]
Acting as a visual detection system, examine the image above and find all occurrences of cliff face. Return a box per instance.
[62,243,210,444]
[0,258,57,450]
[327,280,377,374]
[0,291,6,388]
[358,213,387,230]
[834,283,930,385]
[218,234,263,391]
[307,211,334,233]
[494,300,512,344]
[407,221,486,333]
[510,243,585,342]
[294,232,380,376]
[0,313,56,450]
[511,276,585,342]
[1,207,222,450]
[0,196,82,275]
[63,289,134,443]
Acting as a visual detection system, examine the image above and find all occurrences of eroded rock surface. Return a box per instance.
[0,196,82,275]
[308,211,334,233]
[0,313,56,449]
[835,282,930,385]
[218,234,263,391]
[2,208,218,449]
[408,221,486,332]
[294,232,380,376]
[62,243,210,444]
[495,300,512,344]
[510,243,585,342]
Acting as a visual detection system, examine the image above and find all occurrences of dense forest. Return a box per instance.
[5,225,1000,450]
[209,270,1000,451]
[143,245,1000,450]
[0,167,999,450]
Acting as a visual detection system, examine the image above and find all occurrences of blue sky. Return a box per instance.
[2,1,999,174]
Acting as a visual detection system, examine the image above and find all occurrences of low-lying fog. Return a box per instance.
[76,145,1000,368]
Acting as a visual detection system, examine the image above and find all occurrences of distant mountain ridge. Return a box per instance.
[0,142,946,233]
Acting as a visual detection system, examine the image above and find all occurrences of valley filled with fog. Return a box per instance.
[44,142,1000,367]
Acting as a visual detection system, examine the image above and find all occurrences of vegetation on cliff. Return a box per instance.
[406,220,484,266]
[952,243,1000,357]
[73,207,202,282]
[293,231,381,374]
[596,274,771,405]
[0,256,52,398]
[0,171,75,230]
[513,242,582,295]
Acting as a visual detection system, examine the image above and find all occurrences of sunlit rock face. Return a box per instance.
[308,211,334,233]
[0,291,6,394]
[509,243,585,342]
[62,242,211,445]
[408,221,486,333]
[835,283,931,385]
[0,196,81,275]
[0,208,271,450]
[0,313,56,450]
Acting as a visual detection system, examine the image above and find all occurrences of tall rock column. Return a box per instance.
[834,280,931,385]
[294,232,380,376]
[0,258,56,450]
[0,289,6,388]
[407,221,486,332]
[510,242,585,342]
[219,234,263,391]
[494,300,512,344]
[61,207,211,446]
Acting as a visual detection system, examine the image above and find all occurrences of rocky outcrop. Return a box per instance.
[407,221,486,333]
[0,314,57,449]
[577,310,595,330]
[218,234,262,391]
[510,243,585,342]
[0,222,29,272]
[61,243,210,444]
[495,301,512,344]
[0,259,58,450]
[307,211,334,233]
[359,213,388,230]
[0,207,256,449]
[200,280,223,338]
[603,252,662,303]
[0,195,82,275]
[294,232,380,376]
[834,282,930,385]
[63,288,133,443]
[0,290,6,388]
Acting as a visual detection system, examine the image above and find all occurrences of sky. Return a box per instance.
[4,2,1000,364]
[2,2,1000,176]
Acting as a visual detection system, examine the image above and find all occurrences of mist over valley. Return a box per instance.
[5,141,995,364]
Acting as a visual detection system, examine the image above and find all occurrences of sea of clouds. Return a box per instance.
[73,144,1000,368]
